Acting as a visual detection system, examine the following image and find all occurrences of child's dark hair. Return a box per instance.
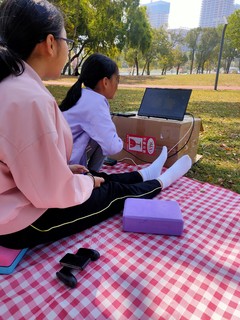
[59,53,119,112]
[0,0,64,82]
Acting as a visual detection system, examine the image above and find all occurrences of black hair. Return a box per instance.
[0,0,64,82]
[59,53,119,112]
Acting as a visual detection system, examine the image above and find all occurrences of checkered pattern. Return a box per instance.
[1,163,240,320]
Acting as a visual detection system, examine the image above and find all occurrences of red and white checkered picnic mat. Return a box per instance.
[1,163,240,320]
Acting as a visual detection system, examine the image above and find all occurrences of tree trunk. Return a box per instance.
[225,58,233,74]
[142,61,147,75]
[134,57,139,76]
[176,65,180,75]
[147,61,150,75]
[190,49,195,74]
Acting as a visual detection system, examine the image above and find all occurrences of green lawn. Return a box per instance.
[118,73,240,87]
[46,74,240,194]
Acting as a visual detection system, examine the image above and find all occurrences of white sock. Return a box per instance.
[158,155,192,189]
[139,146,168,181]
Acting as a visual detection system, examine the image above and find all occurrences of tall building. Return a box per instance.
[141,1,170,29]
[234,3,240,10]
[200,0,235,28]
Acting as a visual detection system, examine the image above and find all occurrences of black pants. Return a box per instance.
[0,171,161,249]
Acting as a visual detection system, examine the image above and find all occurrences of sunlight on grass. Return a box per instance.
[119,73,240,87]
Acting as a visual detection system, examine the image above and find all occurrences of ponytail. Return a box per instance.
[59,53,118,112]
[0,43,24,82]
[59,79,83,112]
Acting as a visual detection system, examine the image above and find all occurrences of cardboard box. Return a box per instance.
[123,198,184,236]
[111,115,202,167]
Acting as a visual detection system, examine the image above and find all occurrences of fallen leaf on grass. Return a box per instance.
[220,143,232,151]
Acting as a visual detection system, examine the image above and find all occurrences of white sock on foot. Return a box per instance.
[139,146,168,181]
[158,155,192,189]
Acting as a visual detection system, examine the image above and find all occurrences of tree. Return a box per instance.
[125,5,152,75]
[159,52,174,75]
[172,47,188,74]
[226,9,240,53]
[225,9,240,72]
[168,29,188,74]
[195,28,219,74]
[50,0,93,74]
[216,23,236,74]
[185,28,202,74]
[168,29,185,48]
[142,27,170,75]
[221,39,236,73]
[50,0,135,75]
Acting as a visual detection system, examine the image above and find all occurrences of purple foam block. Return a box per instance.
[123,198,184,236]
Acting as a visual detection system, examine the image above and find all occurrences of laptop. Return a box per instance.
[137,88,192,121]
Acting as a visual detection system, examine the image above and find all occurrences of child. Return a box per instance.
[60,53,123,171]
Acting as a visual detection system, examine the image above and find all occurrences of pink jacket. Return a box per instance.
[0,64,94,235]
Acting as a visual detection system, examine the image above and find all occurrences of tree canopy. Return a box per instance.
[1,0,239,74]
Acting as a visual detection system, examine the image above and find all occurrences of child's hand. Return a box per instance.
[69,164,89,174]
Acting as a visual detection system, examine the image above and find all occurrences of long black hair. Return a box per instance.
[0,0,64,82]
[59,53,119,112]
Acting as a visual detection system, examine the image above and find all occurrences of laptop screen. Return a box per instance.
[137,88,192,121]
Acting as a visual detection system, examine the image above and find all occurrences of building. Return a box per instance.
[141,1,170,29]
[199,0,235,28]
[234,3,240,10]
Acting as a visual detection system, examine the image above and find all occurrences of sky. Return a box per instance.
[140,0,240,29]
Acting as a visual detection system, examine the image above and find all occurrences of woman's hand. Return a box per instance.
[69,164,89,174]
[93,176,105,188]
[69,165,104,188]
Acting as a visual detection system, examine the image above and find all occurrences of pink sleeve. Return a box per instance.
[10,131,94,208]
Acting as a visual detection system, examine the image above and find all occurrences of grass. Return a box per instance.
[46,74,240,194]
[118,73,240,87]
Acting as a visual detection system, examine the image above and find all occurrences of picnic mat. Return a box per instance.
[1,162,240,320]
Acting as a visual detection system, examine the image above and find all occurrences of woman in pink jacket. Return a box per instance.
[0,0,192,249]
